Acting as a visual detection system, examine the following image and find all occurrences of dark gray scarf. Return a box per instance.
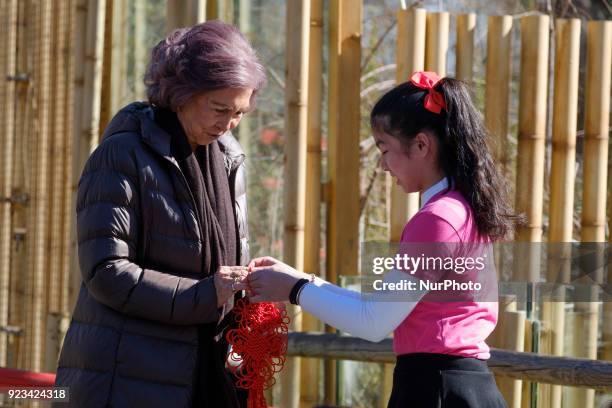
[155,108,242,408]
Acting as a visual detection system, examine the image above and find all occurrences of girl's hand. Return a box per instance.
[214,266,249,308]
[241,256,310,303]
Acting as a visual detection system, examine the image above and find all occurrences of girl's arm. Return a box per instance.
[298,270,426,342]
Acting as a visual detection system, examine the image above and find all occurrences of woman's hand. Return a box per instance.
[214,266,249,308]
[240,256,310,303]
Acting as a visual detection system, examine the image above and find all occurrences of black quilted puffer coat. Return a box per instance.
[54,102,249,407]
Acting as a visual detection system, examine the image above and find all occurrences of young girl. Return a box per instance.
[241,71,512,407]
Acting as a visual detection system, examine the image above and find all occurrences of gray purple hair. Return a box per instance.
[144,20,267,110]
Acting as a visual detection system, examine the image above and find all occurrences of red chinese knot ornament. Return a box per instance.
[226,299,290,408]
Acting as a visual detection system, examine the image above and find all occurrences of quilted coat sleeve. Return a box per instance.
[76,135,220,325]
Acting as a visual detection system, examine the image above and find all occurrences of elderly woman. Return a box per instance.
[54,21,265,408]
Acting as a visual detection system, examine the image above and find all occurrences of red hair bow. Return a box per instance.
[409,71,446,114]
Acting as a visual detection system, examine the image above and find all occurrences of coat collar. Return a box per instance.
[102,102,246,171]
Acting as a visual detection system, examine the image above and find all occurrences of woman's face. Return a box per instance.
[176,87,253,150]
[373,129,434,193]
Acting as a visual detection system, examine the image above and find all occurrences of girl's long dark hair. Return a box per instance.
[370,77,516,241]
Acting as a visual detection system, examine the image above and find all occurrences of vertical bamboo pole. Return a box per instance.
[168,0,206,33]
[595,22,612,369]
[42,0,67,372]
[456,13,475,82]
[80,0,106,179]
[515,15,549,408]
[425,12,449,76]
[206,0,218,21]
[69,0,106,312]
[281,2,310,407]
[327,0,362,404]
[0,0,18,369]
[236,0,251,156]
[166,0,182,32]
[391,7,425,241]
[515,15,549,251]
[485,16,513,170]
[44,0,71,372]
[133,0,146,100]
[9,0,29,370]
[238,0,250,35]
[99,0,114,133]
[26,0,54,373]
[68,0,87,312]
[99,0,127,132]
[22,0,38,373]
[300,0,323,406]
[485,19,513,373]
[485,22,517,408]
[48,0,70,317]
[573,19,611,408]
[543,18,580,408]
[0,0,7,369]
[112,0,128,113]
[218,0,233,24]
[60,0,76,321]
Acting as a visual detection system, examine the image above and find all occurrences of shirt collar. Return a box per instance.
[420,177,449,208]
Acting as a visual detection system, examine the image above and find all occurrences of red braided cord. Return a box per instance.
[226,298,290,408]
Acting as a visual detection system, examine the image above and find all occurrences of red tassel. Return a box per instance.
[226,299,290,408]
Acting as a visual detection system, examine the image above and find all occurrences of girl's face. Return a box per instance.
[177,87,253,150]
[373,129,436,193]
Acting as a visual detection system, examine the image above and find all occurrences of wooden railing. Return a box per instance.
[287,332,612,392]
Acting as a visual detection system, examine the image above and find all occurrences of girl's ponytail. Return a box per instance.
[437,78,515,241]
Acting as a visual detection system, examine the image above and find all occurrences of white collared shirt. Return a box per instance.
[420,177,450,208]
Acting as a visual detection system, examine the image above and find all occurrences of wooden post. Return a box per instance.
[281,2,310,407]
[300,0,323,406]
[327,0,362,404]
[391,7,425,241]
[544,18,580,408]
[515,15,549,407]
[425,12,449,76]
[0,0,18,368]
[573,19,612,408]
[456,13,475,82]
[485,16,513,169]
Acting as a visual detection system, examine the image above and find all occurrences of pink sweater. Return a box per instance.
[394,189,498,360]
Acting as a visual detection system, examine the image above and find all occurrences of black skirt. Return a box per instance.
[387,353,508,408]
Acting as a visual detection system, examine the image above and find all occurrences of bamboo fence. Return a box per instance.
[0,4,610,408]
